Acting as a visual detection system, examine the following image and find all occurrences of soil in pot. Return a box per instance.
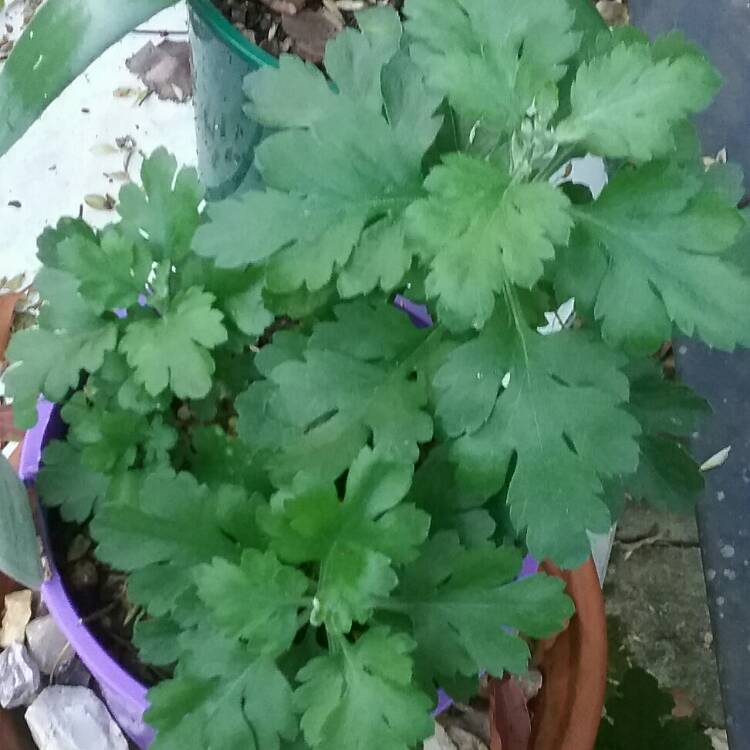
[45,511,171,689]
[214,0,404,61]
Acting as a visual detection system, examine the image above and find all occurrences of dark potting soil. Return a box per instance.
[47,511,171,688]
[214,0,403,62]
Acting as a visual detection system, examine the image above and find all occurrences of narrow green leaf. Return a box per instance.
[0,0,176,156]
[0,455,42,588]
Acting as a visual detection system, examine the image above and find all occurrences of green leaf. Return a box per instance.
[244,56,335,129]
[36,440,109,522]
[4,268,118,428]
[237,302,434,485]
[117,148,204,261]
[0,455,43,588]
[133,617,182,667]
[560,162,749,352]
[408,447,495,547]
[91,470,240,590]
[120,287,227,399]
[148,636,298,750]
[260,447,429,633]
[54,227,151,310]
[408,153,572,331]
[225,271,273,337]
[394,532,573,682]
[442,313,640,566]
[614,360,709,514]
[193,11,439,300]
[556,41,720,159]
[405,0,579,136]
[325,5,402,113]
[295,627,434,750]
[60,392,150,473]
[0,0,176,156]
[195,550,309,655]
[596,667,712,750]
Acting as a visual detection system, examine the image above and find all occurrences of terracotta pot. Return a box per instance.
[490,558,608,750]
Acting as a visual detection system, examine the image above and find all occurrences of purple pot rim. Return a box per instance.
[20,400,153,747]
[20,398,539,736]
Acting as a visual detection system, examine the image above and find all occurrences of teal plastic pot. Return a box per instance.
[187,0,277,199]
[186,0,604,200]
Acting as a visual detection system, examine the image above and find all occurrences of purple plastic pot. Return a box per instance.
[20,400,155,749]
[20,396,538,747]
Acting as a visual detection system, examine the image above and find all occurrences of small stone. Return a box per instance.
[1,589,33,647]
[55,657,91,689]
[445,725,489,750]
[424,722,457,749]
[26,616,74,675]
[25,686,129,750]
[595,0,629,25]
[515,668,544,700]
[0,642,40,708]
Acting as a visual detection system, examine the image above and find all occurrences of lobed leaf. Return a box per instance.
[394,532,574,683]
[120,287,227,399]
[408,153,572,331]
[438,311,640,566]
[295,627,434,750]
[260,447,429,633]
[557,161,749,353]
[405,0,579,137]
[237,302,434,485]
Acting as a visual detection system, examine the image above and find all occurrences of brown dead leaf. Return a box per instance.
[0,405,24,444]
[84,193,116,211]
[0,590,33,647]
[670,688,697,719]
[281,9,339,63]
[0,292,23,361]
[126,40,193,102]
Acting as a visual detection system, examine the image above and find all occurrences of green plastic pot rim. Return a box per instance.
[188,0,279,69]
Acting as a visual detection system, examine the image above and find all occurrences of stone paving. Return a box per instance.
[606,503,724,729]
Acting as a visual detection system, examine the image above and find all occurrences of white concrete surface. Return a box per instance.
[0,2,196,281]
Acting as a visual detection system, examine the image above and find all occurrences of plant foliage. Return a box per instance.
[3,1,749,748]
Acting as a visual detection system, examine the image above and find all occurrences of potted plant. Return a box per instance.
[3,2,750,749]
[0,0,605,196]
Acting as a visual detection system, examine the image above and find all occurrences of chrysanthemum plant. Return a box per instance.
[4,1,749,747]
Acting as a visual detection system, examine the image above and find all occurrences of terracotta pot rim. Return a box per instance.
[490,558,608,750]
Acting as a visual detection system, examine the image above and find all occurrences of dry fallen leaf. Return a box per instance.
[281,9,339,63]
[84,194,116,211]
[700,445,732,472]
[0,590,33,647]
[670,688,697,719]
[126,40,193,102]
